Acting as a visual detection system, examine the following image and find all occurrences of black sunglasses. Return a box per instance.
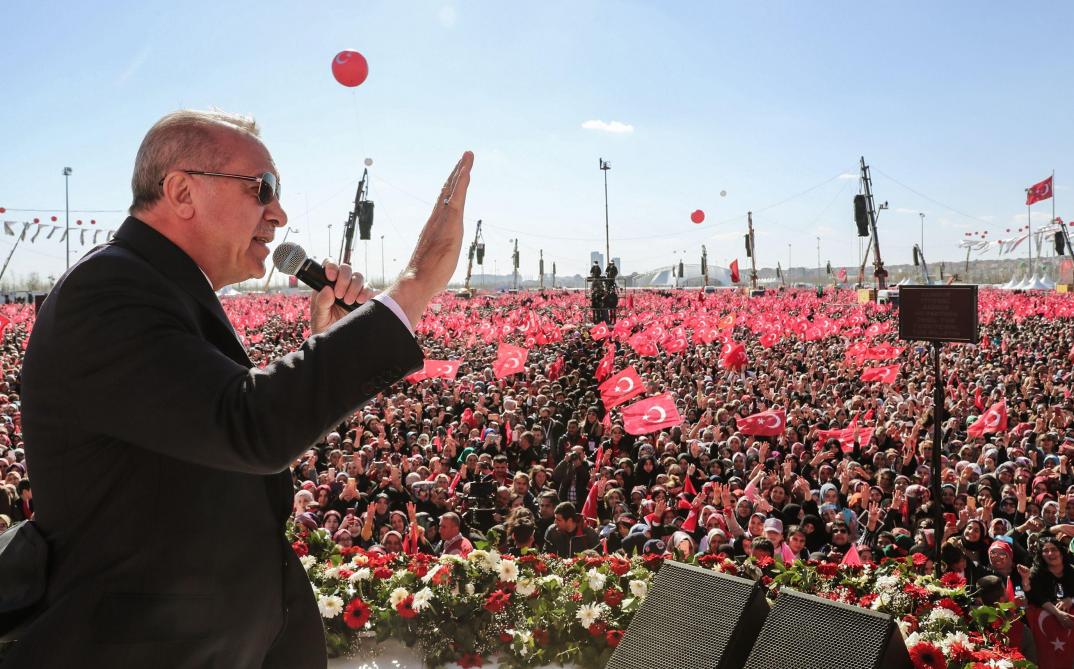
[160,170,280,205]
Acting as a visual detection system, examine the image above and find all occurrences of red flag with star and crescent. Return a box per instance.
[730,259,740,284]
[598,366,646,409]
[860,364,900,384]
[492,343,529,379]
[595,344,616,381]
[720,341,748,371]
[420,359,461,381]
[967,401,1008,438]
[735,409,786,437]
[1027,605,1074,668]
[1026,176,1054,205]
[590,322,610,341]
[837,268,848,283]
[621,394,682,435]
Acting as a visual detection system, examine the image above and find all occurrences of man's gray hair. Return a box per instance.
[129,109,260,214]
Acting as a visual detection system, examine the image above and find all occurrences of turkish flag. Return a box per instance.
[759,332,780,348]
[837,268,848,283]
[621,394,682,435]
[736,409,786,437]
[864,322,891,338]
[720,341,748,371]
[718,314,736,330]
[968,401,1008,438]
[817,415,874,453]
[421,359,461,380]
[661,333,689,354]
[590,322,610,340]
[547,355,565,381]
[860,364,899,384]
[628,332,659,357]
[1027,605,1074,669]
[492,343,529,379]
[974,386,984,411]
[599,366,646,409]
[1027,176,1054,205]
[595,344,616,381]
[580,478,601,522]
[730,259,740,283]
[0,314,9,332]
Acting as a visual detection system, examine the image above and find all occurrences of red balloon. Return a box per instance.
[77,220,83,225]
[33,218,39,224]
[332,50,369,87]
[690,209,705,224]
[0,207,5,213]
[50,216,57,222]
[91,219,96,225]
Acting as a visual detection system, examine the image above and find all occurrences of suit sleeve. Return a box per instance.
[57,256,423,475]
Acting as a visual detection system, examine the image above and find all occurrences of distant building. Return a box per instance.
[611,257,621,274]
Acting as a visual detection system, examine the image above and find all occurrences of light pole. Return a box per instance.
[816,236,821,286]
[599,158,611,268]
[919,212,925,257]
[63,167,72,270]
[380,235,386,288]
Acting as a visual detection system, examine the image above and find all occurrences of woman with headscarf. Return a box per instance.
[1027,535,1074,629]
[800,514,830,555]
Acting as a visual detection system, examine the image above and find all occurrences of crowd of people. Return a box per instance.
[5,286,1074,658]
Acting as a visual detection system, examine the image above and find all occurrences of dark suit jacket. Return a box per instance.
[5,218,422,668]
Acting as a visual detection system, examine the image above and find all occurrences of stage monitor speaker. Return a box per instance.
[743,590,911,669]
[854,194,869,236]
[357,201,374,240]
[33,293,47,314]
[607,561,769,669]
[1057,231,1066,255]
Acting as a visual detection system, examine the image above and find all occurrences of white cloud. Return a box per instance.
[581,119,634,134]
[438,6,457,28]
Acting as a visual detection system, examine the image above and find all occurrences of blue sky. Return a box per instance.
[2,1,1073,285]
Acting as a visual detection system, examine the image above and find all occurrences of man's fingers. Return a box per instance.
[343,271,365,304]
[334,265,353,300]
[323,259,338,282]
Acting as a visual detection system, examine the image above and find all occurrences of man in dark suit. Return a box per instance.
[5,110,474,668]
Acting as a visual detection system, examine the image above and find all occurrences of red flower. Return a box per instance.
[817,562,839,578]
[373,566,393,580]
[498,631,513,644]
[859,593,878,608]
[518,554,549,574]
[908,641,945,669]
[911,553,928,567]
[533,627,550,646]
[584,556,605,568]
[291,540,308,557]
[755,555,774,569]
[903,583,930,600]
[484,589,511,613]
[458,652,484,668]
[337,568,353,581]
[342,598,371,629]
[936,597,964,616]
[588,621,608,638]
[603,588,624,607]
[901,614,919,633]
[606,629,625,648]
[939,572,966,588]
[608,556,631,576]
[396,594,418,619]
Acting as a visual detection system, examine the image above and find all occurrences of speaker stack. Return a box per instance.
[608,561,911,669]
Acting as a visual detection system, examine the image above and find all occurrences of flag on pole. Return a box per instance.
[1026,176,1054,205]
[730,259,740,283]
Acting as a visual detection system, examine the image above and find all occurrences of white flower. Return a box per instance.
[874,574,900,593]
[465,583,476,595]
[323,566,341,580]
[926,607,959,626]
[940,631,975,653]
[317,595,344,619]
[576,603,607,629]
[896,619,912,638]
[587,568,607,592]
[349,567,372,583]
[516,629,532,655]
[467,549,501,572]
[389,587,410,607]
[497,558,519,583]
[412,587,434,612]
[515,578,537,598]
[541,574,564,589]
[904,632,921,648]
[299,555,317,571]
[629,579,648,599]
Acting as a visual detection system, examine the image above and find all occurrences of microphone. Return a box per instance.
[272,242,357,313]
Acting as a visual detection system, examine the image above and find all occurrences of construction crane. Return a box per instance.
[855,157,889,290]
[912,243,932,285]
[463,220,484,292]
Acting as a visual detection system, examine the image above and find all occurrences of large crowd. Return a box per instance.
[5,286,1074,661]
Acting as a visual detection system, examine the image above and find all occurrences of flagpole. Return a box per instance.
[1027,190,1033,276]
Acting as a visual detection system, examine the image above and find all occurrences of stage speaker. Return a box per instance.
[1057,231,1066,255]
[854,194,869,237]
[357,201,374,240]
[607,561,769,669]
[743,590,911,669]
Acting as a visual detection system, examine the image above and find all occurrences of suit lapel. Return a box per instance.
[111,217,252,367]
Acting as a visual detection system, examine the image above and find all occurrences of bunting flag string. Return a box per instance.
[0,219,120,247]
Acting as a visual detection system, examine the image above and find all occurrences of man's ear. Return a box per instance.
[161,172,196,220]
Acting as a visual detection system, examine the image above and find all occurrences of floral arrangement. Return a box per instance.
[291,525,1032,669]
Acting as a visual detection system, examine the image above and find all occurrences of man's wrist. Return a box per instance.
[384,277,432,328]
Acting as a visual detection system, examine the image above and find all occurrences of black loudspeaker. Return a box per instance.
[1057,231,1066,255]
[357,201,374,240]
[608,561,769,669]
[743,590,911,669]
[33,293,47,314]
[854,194,870,236]
[745,233,753,257]
[475,243,485,264]
[913,247,920,266]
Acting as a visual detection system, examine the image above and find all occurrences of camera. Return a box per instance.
[463,480,498,532]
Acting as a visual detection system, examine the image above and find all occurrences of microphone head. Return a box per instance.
[273,242,307,275]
